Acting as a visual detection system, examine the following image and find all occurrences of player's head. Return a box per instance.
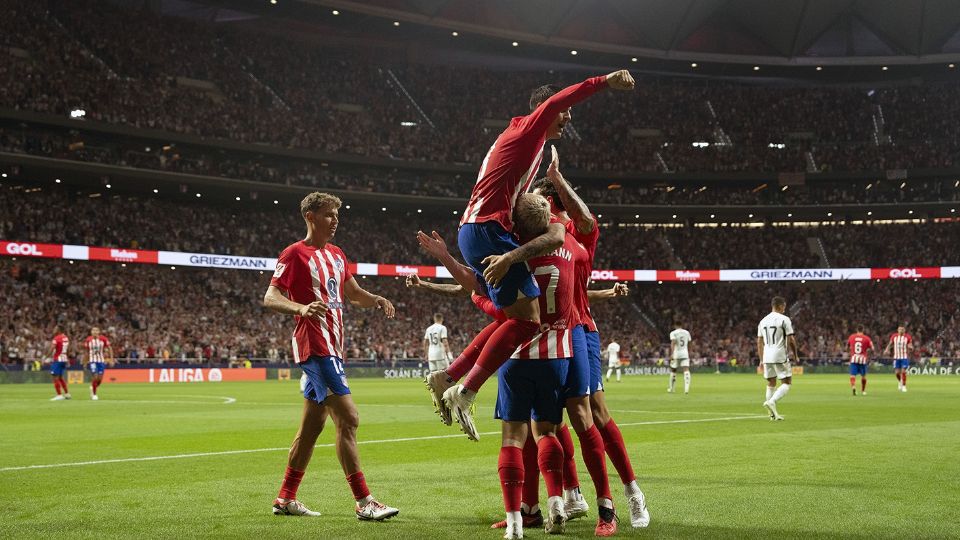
[529,84,570,140]
[771,296,786,313]
[674,320,682,328]
[513,193,551,241]
[91,327,100,337]
[856,324,864,334]
[433,313,443,324]
[531,177,564,214]
[300,192,341,240]
[898,325,906,334]
[52,324,61,334]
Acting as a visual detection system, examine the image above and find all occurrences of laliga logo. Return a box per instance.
[890,268,922,279]
[591,270,617,280]
[5,243,43,256]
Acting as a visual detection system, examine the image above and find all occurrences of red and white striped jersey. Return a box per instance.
[889,332,913,359]
[566,218,600,332]
[460,76,608,232]
[84,335,111,363]
[847,333,873,364]
[512,233,580,360]
[51,333,69,362]
[271,241,353,362]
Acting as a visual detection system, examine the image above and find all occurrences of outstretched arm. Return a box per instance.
[343,277,396,318]
[587,282,629,302]
[406,274,471,298]
[525,70,634,135]
[547,146,596,235]
[483,222,565,287]
[416,230,482,294]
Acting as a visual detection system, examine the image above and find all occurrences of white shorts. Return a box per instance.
[608,361,621,369]
[670,358,690,369]
[428,358,450,372]
[763,362,792,380]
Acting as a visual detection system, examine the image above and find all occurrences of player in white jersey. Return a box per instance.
[423,313,451,372]
[756,297,799,420]
[605,340,622,382]
[668,322,693,394]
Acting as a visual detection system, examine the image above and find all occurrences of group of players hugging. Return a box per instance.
[264,69,649,537]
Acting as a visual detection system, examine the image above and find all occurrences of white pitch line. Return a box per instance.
[608,409,758,417]
[0,415,764,473]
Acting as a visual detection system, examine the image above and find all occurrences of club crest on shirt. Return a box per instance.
[273,262,286,279]
[334,257,344,272]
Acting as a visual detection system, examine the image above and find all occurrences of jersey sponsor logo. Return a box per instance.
[273,262,287,278]
[326,277,339,300]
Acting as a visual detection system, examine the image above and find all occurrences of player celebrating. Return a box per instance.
[884,325,913,392]
[264,192,399,521]
[441,69,636,440]
[423,313,451,372]
[532,155,650,530]
[847,326,874,396]
[757,297,798,420]
[48,326,71,401]
[668,323,692,394]
[605,340,622,383]
[83,327,113,400]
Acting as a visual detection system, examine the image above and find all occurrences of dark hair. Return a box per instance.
[856,324,864,333]
[674,320,682,327]
[433,313,443,322]
[529,84,562,111]
[531,177,564,211]
[771,296,786,308]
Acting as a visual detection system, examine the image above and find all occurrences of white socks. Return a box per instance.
[563,487,581,502]
[606,368,613,381]
[616,368,621,382]
[771,383,791,403]
[624,480,642,497]
[598,497,614,509]
[506,510,522,529]
[521,502,539,515]
[765,386,774,401]
[683,371,691,393]
[669,373,677,391]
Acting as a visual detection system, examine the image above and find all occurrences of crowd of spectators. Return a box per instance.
[2,259,957,370]
[4,184,960,270]
[1,0,959,176]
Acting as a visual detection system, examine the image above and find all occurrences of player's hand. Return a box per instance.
[417,230,449,260]
[375,296,396,318]
[605,69,635,90]
[481,253,513,288]
[405,274,422,288]
[298,300,328,321]
[547,145,562,182]
[613,282,629,296]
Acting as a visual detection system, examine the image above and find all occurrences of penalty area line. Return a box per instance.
[0,415,765,473]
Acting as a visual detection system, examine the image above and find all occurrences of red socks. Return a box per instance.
[849,376,856,388]
[578,425,612,500]
[447,321,501,380]
[53,379,63,395]
[346,471,370,501]
[463,319,541,392]
[861,378,867,392]
[498,446,524,512]
[278,466,305,500]
[537,436,564,498]
[60,378,68,393]
[521,436,540,508]
[901,372,907,386]
[598,419,635,485]
[91,380,100,395]
[557,424,579,490]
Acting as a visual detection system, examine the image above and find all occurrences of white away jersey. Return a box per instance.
[670,329,692,359]
[424,323,448,360]
[757,312,795,364]
[607,342,621,367]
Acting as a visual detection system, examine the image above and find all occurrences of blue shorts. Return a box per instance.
[494,358,568,424]
[458,222,540,310]
[849,363,868,376]
[50,361,67,377]
[894,359,910,370]
[564,326,591,400]
[88,362,106,375]
[300,356,351,404]
[584,330,604,393]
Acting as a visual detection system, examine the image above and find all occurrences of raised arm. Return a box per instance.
[524,70,634,135]
[547,146,596,235]
[416,230,483,295]
[483,222,565,287]
[343,277,396,318]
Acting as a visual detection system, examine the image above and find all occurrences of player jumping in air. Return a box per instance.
[48,326,71,401]
[884,325,913,392]
[668,322,692,394]
[757,297,798,420]
[847,326,874,396]
[83,327,113,400]
[423,313,451,372]
[435,70,636,441]
[264,192,400,521]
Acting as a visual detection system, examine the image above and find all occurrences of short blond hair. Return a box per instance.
[300,192,342,218]
[514,193,550,239]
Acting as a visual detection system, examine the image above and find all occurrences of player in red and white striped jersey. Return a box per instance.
[83,328,113,400]
[48,326,71,400]
[264,192,399,521]
[884,325,914,392]
[846,326,874,396]
[444,70,636,450]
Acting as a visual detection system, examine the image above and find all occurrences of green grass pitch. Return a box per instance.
[1,374,959,539]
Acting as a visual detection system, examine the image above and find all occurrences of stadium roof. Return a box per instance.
[308,0,960,66]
